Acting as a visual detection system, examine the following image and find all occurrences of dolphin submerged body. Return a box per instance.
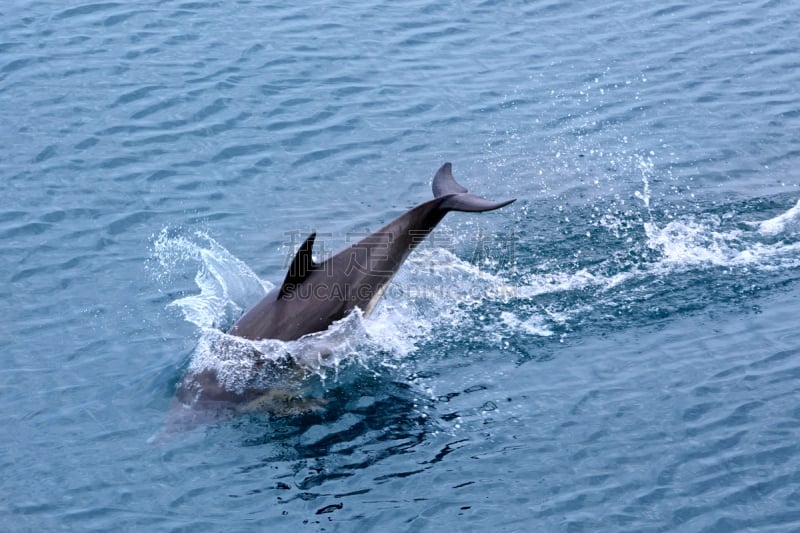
[164,163,515,433]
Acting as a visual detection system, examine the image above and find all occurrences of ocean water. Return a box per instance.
[2,0,800,530]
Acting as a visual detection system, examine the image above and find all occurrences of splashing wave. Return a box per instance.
[150,196,800,390]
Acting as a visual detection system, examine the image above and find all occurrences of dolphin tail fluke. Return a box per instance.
[432,162,516,213]
[440,193,516,212]
[432,162,468,197]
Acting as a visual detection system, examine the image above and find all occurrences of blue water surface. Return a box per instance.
[2,0,800,531]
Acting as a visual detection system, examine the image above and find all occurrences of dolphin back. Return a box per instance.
[432,162,516,212]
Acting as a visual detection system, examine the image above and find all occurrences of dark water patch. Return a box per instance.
[0,41,25,54]
[211,144,269,163]
[0,221,51,240]
[185,66,240,86]
[99,156,141,170]
[74,137,99,150]
[121,132,183,148]
[53,3,122,21]
[130,96,185,120]
[107,211,155,236]
[186,212,234,224]
[111,85,161,108]
[146,169,178,182]
[0,211,28,224]
[191,97,230,122]
[1,57,35,75]
[163,33,200,46]
[32,145,57,163]
[102,9,150,27]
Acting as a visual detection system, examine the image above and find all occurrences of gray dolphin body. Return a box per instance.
[228,162,515,342]
[164,163,514,431]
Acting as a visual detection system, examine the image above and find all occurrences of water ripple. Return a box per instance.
[2,0,800,530]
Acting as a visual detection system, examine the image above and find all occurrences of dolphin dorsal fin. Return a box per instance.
[279,232,317,299]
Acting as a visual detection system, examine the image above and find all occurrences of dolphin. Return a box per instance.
[228,162,515,341]
[162,163,515,433]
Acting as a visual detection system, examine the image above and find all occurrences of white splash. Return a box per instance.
[500,311,554,337]
[515,268,603,299]
[645,214,800,272]
[509,198,800,305]
[756,198,800,236]
[150,228,269,329]
[633,155,653,210]
[185,312,371,394]
[644,218,744,267]
[150,195,800,392]
[150,230,533,392]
